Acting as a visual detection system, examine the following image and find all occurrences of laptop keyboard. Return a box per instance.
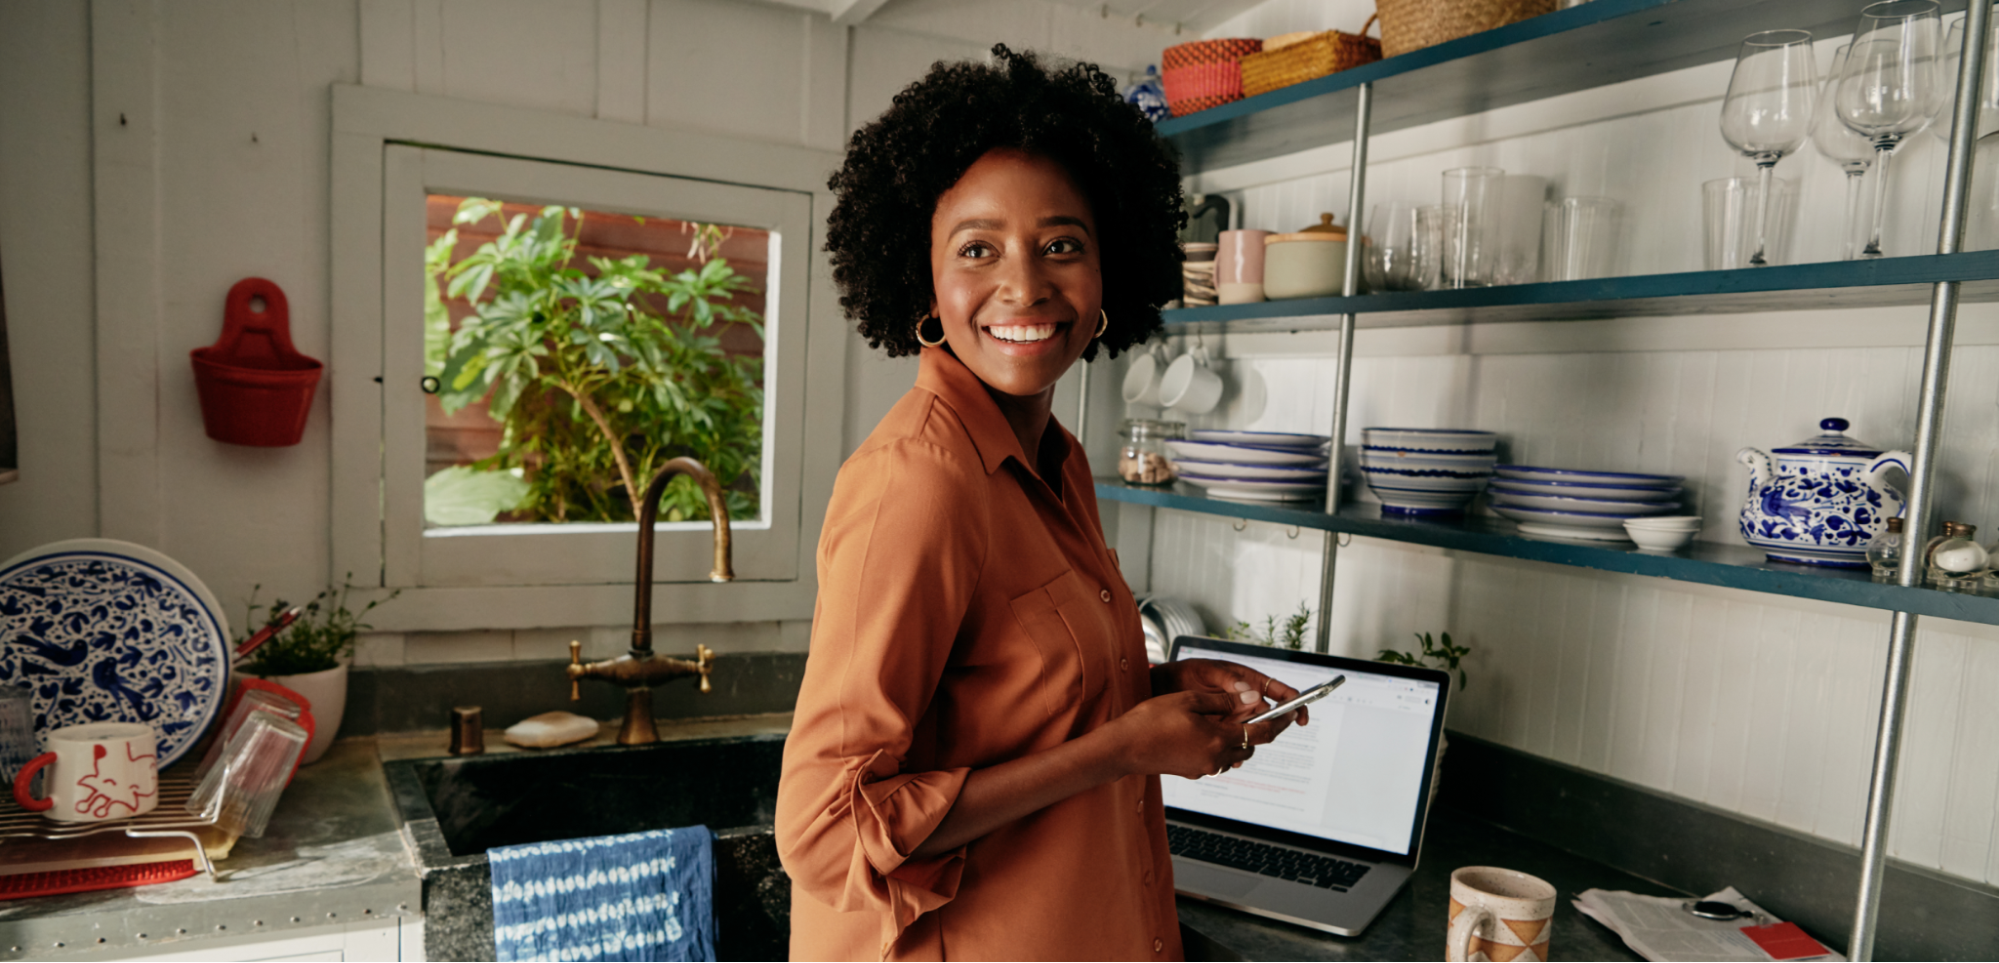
[1167,824,1372,891]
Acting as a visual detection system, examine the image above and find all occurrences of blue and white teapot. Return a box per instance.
[1737,418,1910,568]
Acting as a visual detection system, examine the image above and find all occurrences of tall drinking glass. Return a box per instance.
[1363,202,1425,291]
[1837,0,1945,258]
[1720,30,1817,267]
[1816,45,1880,260]
[1543,197,1622,281]
[1441,167,1503,288]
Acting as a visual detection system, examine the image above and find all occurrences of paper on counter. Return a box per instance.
[1572,887,1843,962]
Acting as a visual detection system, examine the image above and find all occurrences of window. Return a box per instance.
[330,87,844,629]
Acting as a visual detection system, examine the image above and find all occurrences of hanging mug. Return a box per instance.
[1122,344,1168,407]
[13,722,160,822]
[1159,345,1224,414]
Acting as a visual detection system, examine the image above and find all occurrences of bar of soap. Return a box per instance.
[503,711,600,748]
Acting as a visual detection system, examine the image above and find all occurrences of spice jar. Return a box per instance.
[1119,419,1184,486]
[1866,517,1905,581]
[1925,521,1988,591]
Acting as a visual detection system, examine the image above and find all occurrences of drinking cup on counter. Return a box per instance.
[1447,866,1556,963]
[187,711,308,839]
[1703,176,1798,270]
[1216,230,1272,304]
[1160,346,1224,413]
[1364,202,1425,292]
[1495,175,1548,285]
[1543,197,1623,281]
[13,722,159,823]
[1442,167,1504,288]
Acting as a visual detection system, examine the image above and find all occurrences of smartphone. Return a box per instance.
[1246,675,1344,725]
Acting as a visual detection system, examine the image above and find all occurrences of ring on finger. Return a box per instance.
[1241,725,1251,751]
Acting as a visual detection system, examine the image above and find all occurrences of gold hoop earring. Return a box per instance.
[1095,309,1109,339]
[915,316,946,348]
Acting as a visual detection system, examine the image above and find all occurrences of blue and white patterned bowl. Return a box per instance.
[0,539,231,767]
[1361,428,1497,455]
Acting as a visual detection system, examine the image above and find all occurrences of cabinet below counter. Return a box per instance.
[0,739,421,962]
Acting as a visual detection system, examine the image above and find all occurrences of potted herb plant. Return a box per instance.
[236,580,396,764]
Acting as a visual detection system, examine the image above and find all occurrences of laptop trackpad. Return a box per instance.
[1174,860,1259,898]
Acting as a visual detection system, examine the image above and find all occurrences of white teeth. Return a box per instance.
[989,324,1058,343]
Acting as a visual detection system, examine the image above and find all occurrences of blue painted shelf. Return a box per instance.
[1161,252,1999,330]
[1160,0,1968,172]
[1097,479,1999,624]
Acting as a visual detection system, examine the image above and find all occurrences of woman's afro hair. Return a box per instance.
[825,44,1185,361]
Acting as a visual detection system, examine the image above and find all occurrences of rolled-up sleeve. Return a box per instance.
[777,434,988,942]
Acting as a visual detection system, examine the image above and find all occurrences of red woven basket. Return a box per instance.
[189,278,323,447]
[1161,38,1263,116]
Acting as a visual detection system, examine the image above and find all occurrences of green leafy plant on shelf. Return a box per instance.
[235,579,401,677]
[1378,631,1471,691]
[425,198,763,524]
[1224,602,1313,651]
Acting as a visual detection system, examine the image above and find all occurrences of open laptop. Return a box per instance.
[1162,635,1451,936]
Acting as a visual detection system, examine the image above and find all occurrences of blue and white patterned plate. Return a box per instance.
[0,539,231,766]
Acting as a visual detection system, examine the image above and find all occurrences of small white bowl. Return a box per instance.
[1624,521,1696,550]
[1623,515,1702,531]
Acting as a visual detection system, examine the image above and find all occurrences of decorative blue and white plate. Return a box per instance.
[1165,440,1328,466]
[1186,430,1331,449]
[0,539,231,766]
[1173,461,1330,482]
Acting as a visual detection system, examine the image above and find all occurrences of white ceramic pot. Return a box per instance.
[1263,235,1348,300]
[252,663,347,765]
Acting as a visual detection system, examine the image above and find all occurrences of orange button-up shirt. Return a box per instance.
[777,347,1180,961]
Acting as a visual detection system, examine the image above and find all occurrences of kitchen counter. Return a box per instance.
[0,738,421,961]
[1178,807,1670,961]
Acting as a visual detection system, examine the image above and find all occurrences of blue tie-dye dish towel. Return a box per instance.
[489,825,716,962]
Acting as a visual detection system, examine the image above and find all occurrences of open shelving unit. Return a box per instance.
[1127,0,1994,958]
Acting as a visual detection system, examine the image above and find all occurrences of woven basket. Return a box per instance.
[1375,0,1556,58]
[1162,37,1263,70]
[1240,16,1383,98]
[1163,62,1247,116]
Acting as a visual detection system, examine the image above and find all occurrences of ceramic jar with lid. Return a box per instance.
[1263,213,1349,300]
[1736,417,1912,567]
[1926,521,1989,590]
[1866,516,1906,580]
[1120,419,1185,485]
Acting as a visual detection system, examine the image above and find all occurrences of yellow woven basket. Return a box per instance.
[1375,0,1556,58]
[1240,16,1384,98]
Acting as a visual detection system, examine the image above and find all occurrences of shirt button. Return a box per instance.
[1153,938,1165,953]
[1144,870,1156,886]
[1120,656,1130,671]
[1100,589,1112,602]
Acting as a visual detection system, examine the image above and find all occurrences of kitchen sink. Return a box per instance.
[383,733,790,962]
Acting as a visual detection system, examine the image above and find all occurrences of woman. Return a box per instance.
[776,46,1309,961]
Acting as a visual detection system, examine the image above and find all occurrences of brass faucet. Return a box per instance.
[567,457,734,744]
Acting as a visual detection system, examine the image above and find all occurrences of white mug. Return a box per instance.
[13,722,160,822]
[1159,346,1223,414]
[1447,866,1555,962]
[1122,345,1165,407]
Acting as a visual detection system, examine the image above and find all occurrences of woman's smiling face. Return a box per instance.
[929,148,1102,400]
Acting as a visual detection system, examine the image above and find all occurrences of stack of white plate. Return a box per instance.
[1486,466,1685,541]
[1164,430,1331,501]
[1358,428,1497,515]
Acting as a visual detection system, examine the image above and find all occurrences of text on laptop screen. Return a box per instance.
[1161,646,1442,856]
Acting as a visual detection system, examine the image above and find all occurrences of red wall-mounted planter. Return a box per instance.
[190,278,323,447]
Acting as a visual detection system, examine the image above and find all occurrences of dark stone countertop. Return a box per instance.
[1178,807,1675,962]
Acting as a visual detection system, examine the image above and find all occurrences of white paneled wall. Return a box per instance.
[1133,1,1999,889]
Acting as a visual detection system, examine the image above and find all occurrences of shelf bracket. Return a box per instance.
[1314,81,1372,655]
[1850,2,1991,959]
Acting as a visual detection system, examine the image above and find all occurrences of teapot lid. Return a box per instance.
[1771,418,1885,458]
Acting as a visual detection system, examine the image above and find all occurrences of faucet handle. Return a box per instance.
[569,640,582,701]
[696,644,714,694]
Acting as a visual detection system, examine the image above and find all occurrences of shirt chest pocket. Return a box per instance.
[1008,568,1122,724]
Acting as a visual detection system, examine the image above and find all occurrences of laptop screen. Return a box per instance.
[1161,640,1446,858]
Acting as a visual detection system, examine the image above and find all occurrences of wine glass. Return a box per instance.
[1720,30,1818,266]
[1836,0,1945,258]
[1816,45,1880,260]
[1935,16,1999,143]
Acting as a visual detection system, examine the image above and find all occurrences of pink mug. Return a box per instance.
[13,722,159,822]
[1216,230,1272,304]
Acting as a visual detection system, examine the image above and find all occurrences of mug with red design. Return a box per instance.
[12,722,159,822]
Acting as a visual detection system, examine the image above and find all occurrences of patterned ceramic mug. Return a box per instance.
[1447,865,1555,962]
[12,722,160,822]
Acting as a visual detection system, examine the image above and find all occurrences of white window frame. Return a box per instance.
[331,86,844,631]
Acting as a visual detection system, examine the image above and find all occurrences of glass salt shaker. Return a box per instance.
[1925,521,1988,591]
[1866,516,1905,581]
[1119,419,1183,486]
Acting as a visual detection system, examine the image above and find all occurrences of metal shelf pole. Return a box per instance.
[1851,2,1991,958]
[1315,82,1373,654]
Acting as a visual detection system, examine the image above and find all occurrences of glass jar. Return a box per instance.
[1925,521,1988,591]
[1119,419,1184,486]
[1866,516,1905,580]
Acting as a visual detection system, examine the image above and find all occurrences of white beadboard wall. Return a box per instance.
[1130,1,1999,887]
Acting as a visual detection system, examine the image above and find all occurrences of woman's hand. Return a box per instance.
[1106,690,1260,780]
[1152,658,1310,732]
